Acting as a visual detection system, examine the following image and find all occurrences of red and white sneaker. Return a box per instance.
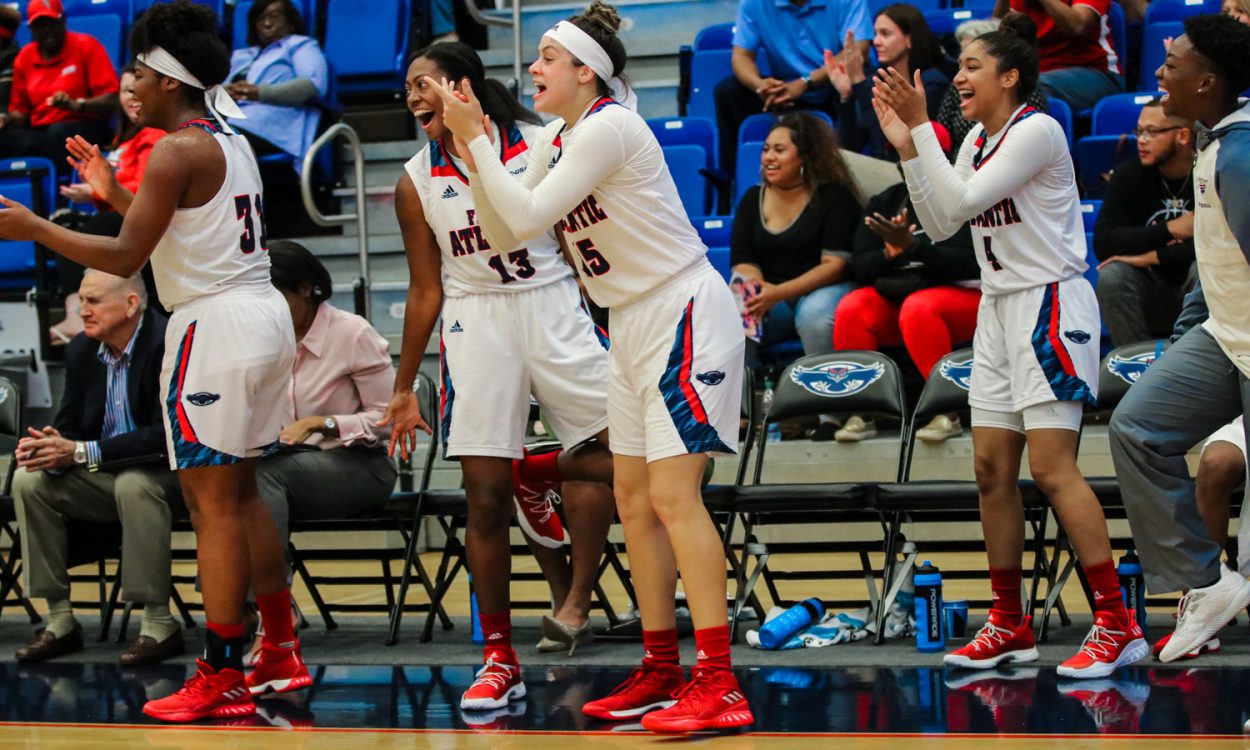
[582,662,686,720]
[143,659,256,723]
[1152,631,1220,660]
[943,611,1039,670]
[461,652,526,711]
[246,645,312,695]
[512,461,566,549]
[944,668,1039,733]
[1057,678,1149,733]
[1056,612,1148,679]
[640,669,754,734]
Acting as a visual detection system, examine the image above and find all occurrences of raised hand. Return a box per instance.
[823,49,853,100]
[65,135,120,205]
[871,95,914,153]
[429,76,488,142]
[873,67,929,129]
[841,31,866,84]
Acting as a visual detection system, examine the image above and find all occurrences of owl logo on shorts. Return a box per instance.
[938,358,974,392]
[1106,353,1157,385]
[790,362,885,398]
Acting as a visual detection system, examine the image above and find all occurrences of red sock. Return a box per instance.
[206,620,246,640]
[479,610,514,658]
[256,589,296,650]
[519,449,564,483]
[693,625,731,674]
[642,628,680,667]
[988,567,1024,625]
[1084,560,1129,623]
[205,620,246,672]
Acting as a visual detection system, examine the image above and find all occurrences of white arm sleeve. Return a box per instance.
[900,119,1057,242]
[469,131,551,251]
[467,115,628,239]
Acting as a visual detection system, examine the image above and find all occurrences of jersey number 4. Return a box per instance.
[235,194,269,254]
[982,237,1002,271]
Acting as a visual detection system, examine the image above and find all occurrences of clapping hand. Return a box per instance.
[872,67,929,129]
[65,135,120,205]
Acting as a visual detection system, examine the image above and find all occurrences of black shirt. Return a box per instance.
[850,182,979,286]
[1093,156,1195,277]
[730,181,861,285]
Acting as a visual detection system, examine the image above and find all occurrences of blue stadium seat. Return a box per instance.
[1092,92,1158,135]
[1080,200,1102,233]
[735,140,763,204]
[706,246,732,280]
[324,0,411,90]
[0,158,57,286]
[63,0,130,13]
[1083,232,1100,287]
[925,8,989,37]
[1139,22,1182,92]
[689,49,731,122]
[647,116,718,170]
[1047,97,1074,150]
[1075,135,1131,198]
[133,0,225,20]
[694,22,734,52]
[1144,0,1221,25]
[738,110,834,144]
[66,12,125,68]
[692,215,733,249]
[663,145,712,217]
[233,0,320,47]
[1108,1,1128,86]
[871,0,941,15]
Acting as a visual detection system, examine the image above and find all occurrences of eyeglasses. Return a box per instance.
[1133,126,1182,140]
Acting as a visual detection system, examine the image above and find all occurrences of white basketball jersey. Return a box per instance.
[150,119,273,309]
[953,106,1088,296]
[526,99,708,308]
[406,122,570,297]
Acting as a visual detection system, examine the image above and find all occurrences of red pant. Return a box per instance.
[834,285,981,379]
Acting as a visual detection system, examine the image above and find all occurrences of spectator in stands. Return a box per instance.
[249,241,396,649]
[824,4,948,161]
[52,63,165,344]
[225,0,328,169]
[1224,0,1250,25]
[713,0,871,174]
[937,14,1049,154]
[730,113,861,438]
[0,0,118,175]
[12,270,184,666]
[1093,97,1196,348]
[0,6,20,109]
[833,122,980,443]
[994,0,1123,111]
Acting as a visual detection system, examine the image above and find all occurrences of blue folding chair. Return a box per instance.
[689,49,732,122]
[1139,22,1182,92]
[647,116,718,170]
[1092,92,1159,135]
[662,145,711,217]
[694,22,735,52]
[735,141,764,205]
[1047,97,1074,151]
[1144,0,1221,25]
[738,110,834,145]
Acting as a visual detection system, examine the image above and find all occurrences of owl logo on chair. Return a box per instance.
[790,361,885,398]
[938,358,975,392]
[1107,352,1158,385]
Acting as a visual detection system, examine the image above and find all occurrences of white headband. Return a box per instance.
[137,47,246,133]
[544,21,637,111]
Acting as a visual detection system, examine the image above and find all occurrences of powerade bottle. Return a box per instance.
[758,597,824,649]
[914,561,944,652]
[763,377,782,444]
[1117,549,1147,635]
[469,575,484,645]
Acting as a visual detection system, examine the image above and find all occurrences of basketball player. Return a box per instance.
[0,1,306,721]
[871,13,1146,678]
[380,41,615,712]
[432,1,753,733]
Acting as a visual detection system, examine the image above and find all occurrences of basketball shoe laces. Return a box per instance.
[518,487,559,525]
[170,665,218,702]
[968,620,1013,653]
[1075,621,1126,661]
[669,669,721,707]
[471,659,515,691]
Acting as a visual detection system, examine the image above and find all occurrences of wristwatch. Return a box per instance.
[800,73,812,90]
[73,97,85,112]
[323,416,337,435]
[73,441,87,465]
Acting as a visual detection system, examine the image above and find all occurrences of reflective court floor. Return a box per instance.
[3,661,1250,748]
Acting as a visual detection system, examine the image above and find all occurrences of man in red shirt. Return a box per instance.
[993,0,1124,111]
[0,0,118,175]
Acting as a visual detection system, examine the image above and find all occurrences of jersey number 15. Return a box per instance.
[235,194,269,254]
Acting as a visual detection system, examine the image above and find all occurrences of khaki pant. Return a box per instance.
[13,465,184,604]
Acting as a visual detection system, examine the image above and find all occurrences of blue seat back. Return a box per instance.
[133,0,224,20]
[925,8,989,37]
[662,145,710,217]
[1046,97,1074,150]
[706,246,732,279]
[1080,200,1101,233]
[1075,135,1131,198]
[1093,92,1158,135]
[694,22,734,52]
[871,0,941,15]
[738,110,834,145]
[324,0,410,82]
[63,0,131,13]
[689,49,731,122]
[233,0,320,47]
[0,158,56,282]
[692,215,733,249]
[1083,232,1099,287]
[647,116,718,170]
[1144,0,1221,25]
[735,140,763,204]
[1139,22,1182,92]
[1108,1,1127,83]
[60,12,125,68]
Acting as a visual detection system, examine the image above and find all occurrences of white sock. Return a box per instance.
[44,599,77,638]
[139,603,180,642]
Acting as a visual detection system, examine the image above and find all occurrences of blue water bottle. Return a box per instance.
[1117,549,1147,635]
[914,561,944,652]
[758,597,824,649]
[469,575,484,645]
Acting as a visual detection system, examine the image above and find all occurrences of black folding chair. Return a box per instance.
[0,374,40,625]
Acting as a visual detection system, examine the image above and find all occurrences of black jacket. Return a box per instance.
[851,182,979,287]
[55,308,168,464]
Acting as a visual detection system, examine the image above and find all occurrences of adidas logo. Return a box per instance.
[696,649,707,660]
[222,687,250,700]
[448,320,464,333]
[722,691,744,704]
[442,185,459,199]
[487,632,504,640]
[509,166,526,175]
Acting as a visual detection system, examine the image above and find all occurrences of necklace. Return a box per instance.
[1160,169,1192,205]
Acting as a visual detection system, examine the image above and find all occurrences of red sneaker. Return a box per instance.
[583,662,686,720]
[143,660,255,723]
[639,669,753,734]
[944,611,1039,670]
[1056,612,1148,679]
[246,645,312,695]
[1151,631,1220,660]
[512,462,566,549]
[461,652,526,711]
[1057,679,1149,733]
[944,667,1039,733]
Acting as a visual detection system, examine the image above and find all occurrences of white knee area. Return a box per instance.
[1021,401,1083,432]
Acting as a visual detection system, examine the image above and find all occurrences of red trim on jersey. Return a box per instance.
[677,301,710,424]
[434,140,470,186]
[973,106,1038,171]
[175,321,200,443]
[179,118,224,134]
[1046,283,1079,376]
[499,125,528,163]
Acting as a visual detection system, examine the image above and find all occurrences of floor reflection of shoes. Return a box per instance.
[1057,678,1150,734]
[254,697,316,729]
[1149,668,1220,733]
[944,667,1039,733]
[460,700,527,730]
